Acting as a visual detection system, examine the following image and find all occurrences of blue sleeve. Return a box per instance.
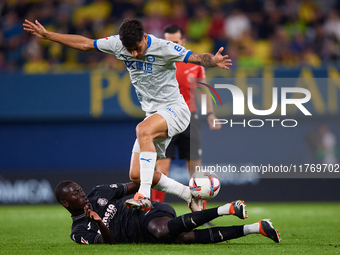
[184,50,193,63]
[94,35,119,55]
[163,40,192,63]
[93,40,102,52]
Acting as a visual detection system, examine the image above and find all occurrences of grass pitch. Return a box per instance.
[1,202,339,255]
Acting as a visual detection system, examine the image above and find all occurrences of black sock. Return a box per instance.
[194,226,245,243]
[168,208,220,236]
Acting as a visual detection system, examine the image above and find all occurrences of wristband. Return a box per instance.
[207,112,214,117]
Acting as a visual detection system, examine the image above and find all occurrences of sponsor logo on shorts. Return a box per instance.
[166,107,177,118]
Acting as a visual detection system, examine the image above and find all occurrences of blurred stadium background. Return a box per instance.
[1,0,340,205]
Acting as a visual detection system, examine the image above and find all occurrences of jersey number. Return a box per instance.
[174,45,183,52]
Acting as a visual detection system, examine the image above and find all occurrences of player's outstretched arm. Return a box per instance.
[188,47,232,70]
[23,19,96,52]
[85,205,117,244]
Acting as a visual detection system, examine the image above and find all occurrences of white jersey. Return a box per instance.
[94,34,193,113]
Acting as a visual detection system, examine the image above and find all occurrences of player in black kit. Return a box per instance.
[54,180,281,244]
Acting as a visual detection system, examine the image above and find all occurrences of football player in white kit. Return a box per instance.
[23,18,232,210]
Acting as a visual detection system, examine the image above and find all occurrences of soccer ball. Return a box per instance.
[189,172,220,200]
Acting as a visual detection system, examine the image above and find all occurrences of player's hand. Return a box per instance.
[23,19,48,39]
[213,47,232,70]
[85,204,102,222]
[207,113,221,130]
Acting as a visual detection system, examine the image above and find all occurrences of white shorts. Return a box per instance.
[132,99,190,159]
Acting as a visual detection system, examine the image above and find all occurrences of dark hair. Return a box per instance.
[54,180,74,204]
[163,24,184,38]
[119,18,145,48]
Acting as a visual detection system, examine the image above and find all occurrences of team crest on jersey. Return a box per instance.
[146,55,155,62]
[110,184,118,188]
[97,198,108,206]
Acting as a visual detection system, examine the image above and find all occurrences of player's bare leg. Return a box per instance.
[126,114,201,211]
[129,152,163,186]
[127,152,192,209]
[152,158,171,202]
[186,158,201,177]
[136,114,167,203]
[156,158,171,176]
[126,123,193,210]
[152,157,201,211]
[125,114,168,210]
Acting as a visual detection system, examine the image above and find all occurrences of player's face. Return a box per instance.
[164,31,186,46]
[125,34,148,59]
[62,183,89,211]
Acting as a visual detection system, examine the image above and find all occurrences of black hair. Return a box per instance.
[163,24,184,38]
[119,18,145,48]
[54,180,74,204]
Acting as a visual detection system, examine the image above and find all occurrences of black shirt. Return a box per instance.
[70,183,140,244]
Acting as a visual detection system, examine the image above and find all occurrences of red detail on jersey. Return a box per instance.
[81,237,89,244]
[105,37,108,40]
[175,63,206,112]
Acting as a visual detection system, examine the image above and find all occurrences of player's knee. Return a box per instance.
[136,122,152,140]
[148,223,170,240]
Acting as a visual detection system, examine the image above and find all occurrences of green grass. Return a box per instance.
[0,202,339,254]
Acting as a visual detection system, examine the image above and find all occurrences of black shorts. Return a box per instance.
[138,202,176,243]
[166,112,201,160]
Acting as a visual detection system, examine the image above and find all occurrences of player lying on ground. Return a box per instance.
[24,18,232,211]
[55,180,281,244]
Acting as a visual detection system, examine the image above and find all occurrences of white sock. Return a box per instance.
[243,223,260,235]
[153,173,192,203]
[217,203,232,215]
[138,151,157,198]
